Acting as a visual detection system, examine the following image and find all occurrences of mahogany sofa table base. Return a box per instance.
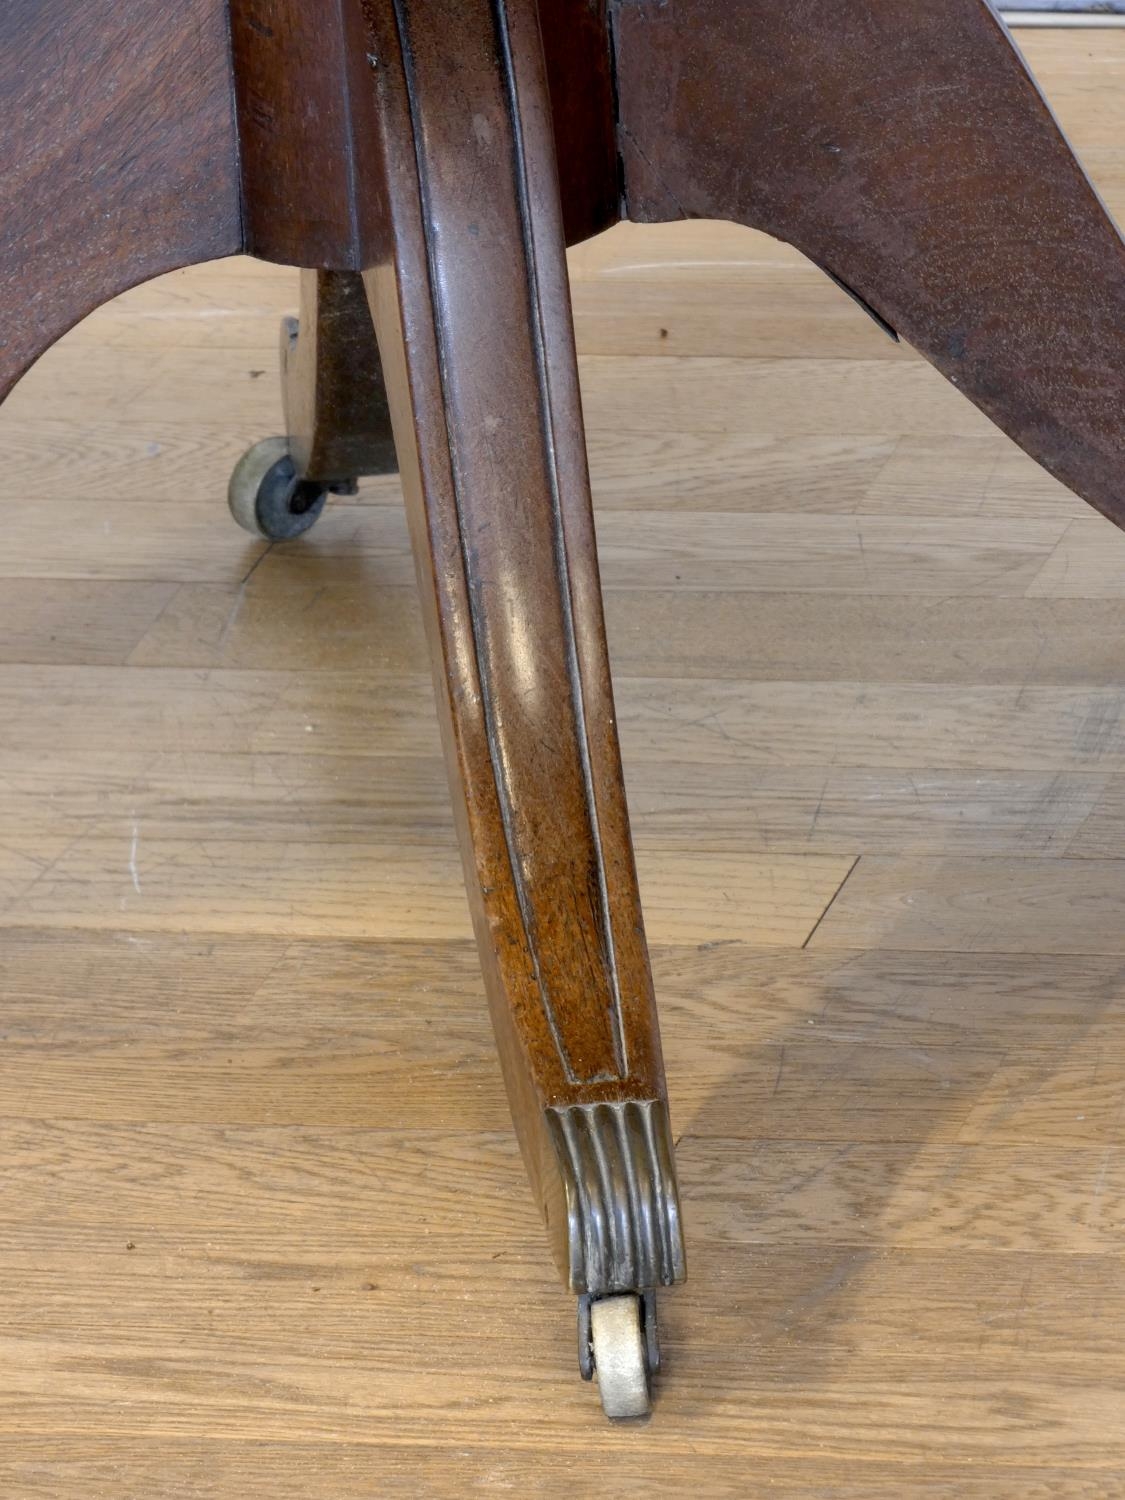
[4,0,1123,1419]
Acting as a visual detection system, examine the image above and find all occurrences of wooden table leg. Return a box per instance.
[228,270,401,542]
[281,270,398,489]
[614,0,1125,528]
[357,0,685,1414]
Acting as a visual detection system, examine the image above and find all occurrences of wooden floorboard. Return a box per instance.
[2,26,1125,1498]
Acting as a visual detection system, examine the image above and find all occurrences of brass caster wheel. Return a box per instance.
[578,1291,659,1420]
[228,436,347,541]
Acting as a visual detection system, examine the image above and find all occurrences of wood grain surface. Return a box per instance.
[0,0,240,401]
[616,0,1125,529]
[1,25,1124,1498]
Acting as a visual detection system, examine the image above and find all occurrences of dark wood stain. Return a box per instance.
[0,0,242,400]
[613,0,1125,527]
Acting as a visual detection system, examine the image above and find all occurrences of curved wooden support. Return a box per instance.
[614,0,1125,528]
[0,0,241,403]
[359,0,684,1297]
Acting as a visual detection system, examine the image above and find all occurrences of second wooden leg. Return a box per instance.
[229,269,399,542]
[281,269,398,488]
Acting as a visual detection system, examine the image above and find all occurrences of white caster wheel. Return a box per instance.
[579,1292,658,1419]
[228,437,331,541]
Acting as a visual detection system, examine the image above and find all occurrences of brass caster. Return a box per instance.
[578,1291,659,1420]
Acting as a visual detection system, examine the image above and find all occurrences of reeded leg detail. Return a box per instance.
[356,0,685,1411]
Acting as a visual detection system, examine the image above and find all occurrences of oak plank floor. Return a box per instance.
[2,27,1125,1499]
